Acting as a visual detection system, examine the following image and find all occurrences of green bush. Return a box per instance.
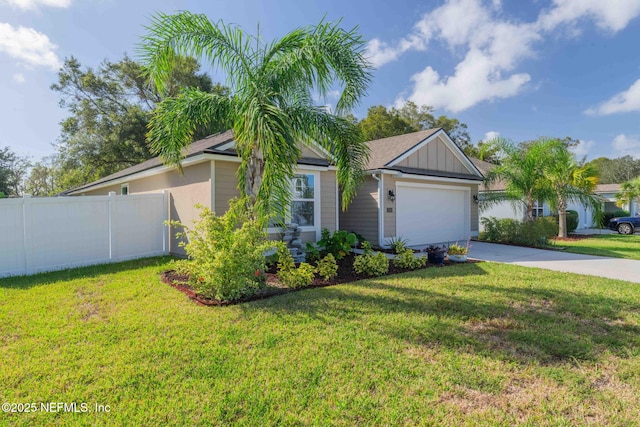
[613,209,630,217]
[307,228,357,261]
[354,242,389,276]
[393,246,426,269]
[279,263,315,289]
[316,253,338,281]
[479,216,558,247]
[277,244,315,289]
[566,210,578,233]
[173,198,271,302]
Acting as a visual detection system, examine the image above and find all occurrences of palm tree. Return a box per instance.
[543,139,599,238]
[139,12,372,222]
[616,176,640,212]
[483,138,555,221]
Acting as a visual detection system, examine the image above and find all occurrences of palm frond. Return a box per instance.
[147,89,233,170]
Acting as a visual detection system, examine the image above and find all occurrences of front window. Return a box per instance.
[532,200,544,218]
[291,174,314,226]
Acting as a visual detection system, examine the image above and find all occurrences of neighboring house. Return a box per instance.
[471,158,638,229]
[339,129,484,248]
[567,184,639,228]
[471,158,552,229]
[66,130,339,255]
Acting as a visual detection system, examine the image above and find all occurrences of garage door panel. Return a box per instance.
[396,184,468,246]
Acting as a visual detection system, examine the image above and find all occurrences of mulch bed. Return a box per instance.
[161,254,477,306]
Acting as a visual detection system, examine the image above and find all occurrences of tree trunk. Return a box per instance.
[557,197,567,238]
[244,146,264,213]
[525,195,535,222]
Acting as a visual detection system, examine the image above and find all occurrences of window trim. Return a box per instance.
[120,183,129,195]
[267,169,321,238]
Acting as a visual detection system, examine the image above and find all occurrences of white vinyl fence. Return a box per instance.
[0,191,168,277]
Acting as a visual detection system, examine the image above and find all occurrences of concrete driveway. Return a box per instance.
[468,241,640,283]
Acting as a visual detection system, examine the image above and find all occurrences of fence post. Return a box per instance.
[162,190,169,254]
[22,195,33,275]
[108,192,117,261]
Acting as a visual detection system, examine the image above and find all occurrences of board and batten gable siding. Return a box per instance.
[394,135,466,174]
[339,176,379,244]
[384,175,479,239]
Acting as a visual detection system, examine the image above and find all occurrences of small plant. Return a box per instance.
[385,236,409,254]
[425,244,447,264]
[316,253,338,281]
[314,228,357,260]
[279,262,316,289]
[447,241,470,255]
[353,242,389,276]
[277,244,315,289]
[393,246,426,269]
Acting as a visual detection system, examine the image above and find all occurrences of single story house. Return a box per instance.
[339,129,484,248]
[471,158,638,229]
[68,128,483,253]
[67,130,340,255]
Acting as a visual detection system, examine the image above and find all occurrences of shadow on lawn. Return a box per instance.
[248,265,640,365]
[0,256,173,290]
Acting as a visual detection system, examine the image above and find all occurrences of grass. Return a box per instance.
[2,257,640,426]
[553,234,640,260]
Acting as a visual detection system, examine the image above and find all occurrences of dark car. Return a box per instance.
[609,215,640,234]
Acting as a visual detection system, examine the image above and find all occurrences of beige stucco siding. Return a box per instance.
[396,136,466,174]
[339,176,379,244]
[384,175,479,238]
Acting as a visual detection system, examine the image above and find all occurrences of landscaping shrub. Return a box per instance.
[173,198,271,302]
[480,216,558,247]
[306,228,357,261]
[277,244,315,289]
[613,209,630,217]
[566,210,579,233]
[393,246,426,269]
[353,242,389,276]
[385,236,409,254]
[316,253,338,281]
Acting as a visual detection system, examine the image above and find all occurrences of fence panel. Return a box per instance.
[0,192,168,277]
[0,199,27,276]
[112,193,167,261]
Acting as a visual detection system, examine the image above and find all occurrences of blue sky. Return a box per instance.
[1,0,640,162]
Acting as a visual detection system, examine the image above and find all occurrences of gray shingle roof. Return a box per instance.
[65,130,330,194]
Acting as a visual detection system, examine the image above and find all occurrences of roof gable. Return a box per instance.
[366,129,483,179]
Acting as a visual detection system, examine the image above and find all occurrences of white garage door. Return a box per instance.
[396,183,469,246]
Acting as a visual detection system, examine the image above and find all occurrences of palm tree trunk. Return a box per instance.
[525,195,535,222]
[244,146,264,211]
[557,197,567,238]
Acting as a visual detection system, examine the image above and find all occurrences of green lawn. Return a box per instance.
[2,258,640,426]
[553,234,640,260]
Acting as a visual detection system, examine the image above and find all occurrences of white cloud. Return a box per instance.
[0,23,61,70]
[13,73,25,83]
[612,134,640,158]
[537,0,640,32]
[0,0,71,10]
[370,0,640,113]
[585,79,640,115]
[484,130,500,141]
[569,139,595,157]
